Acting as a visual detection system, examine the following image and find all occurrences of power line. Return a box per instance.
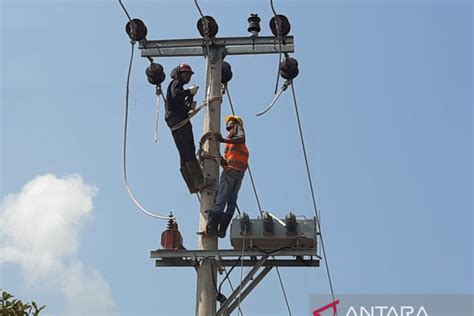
[225,85,264,217]
[119,1,171,221]
[225,84,292,316]
[275,257,292,316]
[290,83,337,314]
[269,0,283,94]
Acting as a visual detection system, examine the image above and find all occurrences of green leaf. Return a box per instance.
[2,291,13,301]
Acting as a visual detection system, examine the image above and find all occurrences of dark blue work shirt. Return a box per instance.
[165,79,192,128]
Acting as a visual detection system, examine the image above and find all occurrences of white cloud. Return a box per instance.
[0,174,115,315]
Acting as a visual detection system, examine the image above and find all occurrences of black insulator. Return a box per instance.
[280,68,299,80]
[262,212,274,235]
[197,15,219,38]
[280,57,299,80]
[247,13,261,36]
[145,63,166,85]
[285,213,298,235]
[269,14,291,37]
[125,18,148,41]
[221,61,233,84]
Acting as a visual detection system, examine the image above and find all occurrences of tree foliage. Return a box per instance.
[0,290,45,316]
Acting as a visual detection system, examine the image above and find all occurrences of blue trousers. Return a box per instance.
[212,168,244,217]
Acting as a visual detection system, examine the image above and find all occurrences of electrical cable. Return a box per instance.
[224,85,264,217]
[119,1,172,221]
[274,257,292,316]
[270,0,283,94]
[226,84,291,315]
[290,83,337,314]
[218,256,242,294]
[118,0,132,21]
[193,0,205,18]
[221,265,244,315]
[251,245,291,255]
[237,230,246,316]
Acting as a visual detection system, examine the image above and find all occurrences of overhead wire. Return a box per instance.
[193,0,205,18]
[225,84,292,315]
[270,0,283,94]
[119,0,172,221]
[290,83,337,314]
[224,85,264,217]
[237,229,247,316]
[275,258,292,316]
[217,253,244,315]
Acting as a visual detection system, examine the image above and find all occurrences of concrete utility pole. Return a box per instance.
[139,35,294,316]
[196,45,223,316]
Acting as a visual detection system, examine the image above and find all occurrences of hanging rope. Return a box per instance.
[119,1,172,221]
[169,96,221,132]
[290,83,337,314]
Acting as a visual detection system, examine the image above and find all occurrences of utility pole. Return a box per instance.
[196,45,223,316]
[139,34,295,316]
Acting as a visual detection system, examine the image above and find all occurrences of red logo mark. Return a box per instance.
[313,299,340,316]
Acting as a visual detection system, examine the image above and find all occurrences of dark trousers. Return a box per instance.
[171,122,197,167]
[212,168,244,217]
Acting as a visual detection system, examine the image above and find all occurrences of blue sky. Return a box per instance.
[1,0,472,315]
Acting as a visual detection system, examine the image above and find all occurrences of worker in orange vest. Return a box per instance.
[207,115,249,238]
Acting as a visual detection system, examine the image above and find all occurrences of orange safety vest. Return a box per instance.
[224,142,249,172]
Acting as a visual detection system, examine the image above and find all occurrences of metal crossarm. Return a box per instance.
[151,248,319,267]
[139,36,294,57]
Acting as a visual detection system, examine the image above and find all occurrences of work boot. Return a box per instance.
[206,210,221,236]
[180,166,198,194]
[218,213,233,238]
[186,160,206,190]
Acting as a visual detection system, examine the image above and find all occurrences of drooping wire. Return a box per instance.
[119,1,171,221]
[222,266,244,316]
[225,84,292,315]
[290,83,337,314]
[217,254,244,315]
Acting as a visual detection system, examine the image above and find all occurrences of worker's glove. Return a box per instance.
[212,132,225,142]
[219,157,228,168]
[188,85,199,96]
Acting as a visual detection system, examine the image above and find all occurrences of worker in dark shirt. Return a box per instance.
[165,63,204,193]
[207,115,249,238]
